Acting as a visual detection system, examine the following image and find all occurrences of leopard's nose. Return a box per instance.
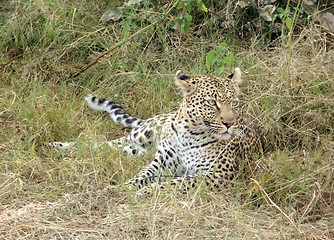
[223,122,233,128]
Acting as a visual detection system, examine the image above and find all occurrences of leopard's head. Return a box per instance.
[175,68,243,140]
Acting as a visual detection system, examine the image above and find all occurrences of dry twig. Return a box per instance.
[251,178,303,235]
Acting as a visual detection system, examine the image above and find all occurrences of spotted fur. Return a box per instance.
[53,68,260,198]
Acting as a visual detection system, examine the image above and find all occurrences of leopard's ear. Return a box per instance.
[175,70,195,96]
[228,67,242,95]
[176,70,190,81]
[229,67,242,85]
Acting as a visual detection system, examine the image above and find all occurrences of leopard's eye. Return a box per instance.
[232,100,239,107]
[206,99,217,107]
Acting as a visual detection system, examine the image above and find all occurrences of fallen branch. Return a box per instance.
[71,0,178,78]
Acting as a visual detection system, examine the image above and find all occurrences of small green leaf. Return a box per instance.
[177,0,184,9]
[121,20,131,41]
[286,17,292,30]
[186,2,193,12]
[197,0,208,12]
[218,43,227,56]
[206,50,217,71]
[176,17,183,26]
[222,51,235,68]
[189,0,196,6]
[183,22,190,34]
[277,7,285,15]
[170,21,176,29]
[184,13,192,22]
[216,59,223,69]
[219,42,227,48]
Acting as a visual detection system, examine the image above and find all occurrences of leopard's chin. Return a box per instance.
[220,133,231,140]
[216,127,240,140]
[211,131,231,140]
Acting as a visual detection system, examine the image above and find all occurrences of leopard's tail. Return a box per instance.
[85,94,143,128]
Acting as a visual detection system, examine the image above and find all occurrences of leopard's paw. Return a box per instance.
[50,142,75,151]
[135,186,153,199]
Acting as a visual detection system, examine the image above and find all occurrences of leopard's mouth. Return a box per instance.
[207,127,232,140]
[203,121,237,140]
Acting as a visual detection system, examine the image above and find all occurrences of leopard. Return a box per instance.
[53,68,260,199]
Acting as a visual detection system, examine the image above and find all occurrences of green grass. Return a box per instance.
[1,0,333,239]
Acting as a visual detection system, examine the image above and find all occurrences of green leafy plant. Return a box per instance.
[205,43,235,72]
[276,2,304,39]
[172,0,208,34]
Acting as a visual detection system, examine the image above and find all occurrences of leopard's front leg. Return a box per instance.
[134,176,198,199]
[134,158,235,199]
[126,146,179,191]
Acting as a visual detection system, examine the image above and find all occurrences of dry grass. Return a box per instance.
[1,186,333,239]
[1,0,333,239]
